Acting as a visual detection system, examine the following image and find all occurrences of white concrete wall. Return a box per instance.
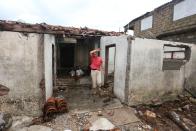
[0,31,44,116]
[101,35,128,102]
[185,44,196,96]
[108,47,115,74]
[128,38,196,105]
[173,0,196,21]
[44,34,55,100]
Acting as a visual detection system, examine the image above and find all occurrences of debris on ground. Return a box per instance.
[0,112,12,130]
[70,112,91,127]
[26,125,53,131]
[11,124,52,131]
[151,98,162,107]
[103,97,111,103]
[141,124,152,130]
[43,97,68,121]
[89,118,115,131]
[182,104,190,111]
[46,76,140,130]
[9,116,34,131]
[182,118,195,127]
[138,111,143,116]
[106,110,114,116]
[167,111,190,131]
[134,96,196,131]
[144,110,156,118]
[97,111,102,116]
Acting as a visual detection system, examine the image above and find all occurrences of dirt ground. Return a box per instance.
[38,75,143,131]
[134,95,196,131]
[36,76,196,131]
[40,106,142,131]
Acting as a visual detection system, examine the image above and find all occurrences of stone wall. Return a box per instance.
[0,31,44,116]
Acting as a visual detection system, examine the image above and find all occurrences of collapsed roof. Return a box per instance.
[0,20,123,37]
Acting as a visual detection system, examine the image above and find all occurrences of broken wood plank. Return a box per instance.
[167,111,190,131]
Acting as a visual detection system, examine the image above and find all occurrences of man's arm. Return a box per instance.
[90,48,101,55]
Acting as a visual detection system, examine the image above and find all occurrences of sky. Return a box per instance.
[0,0,171,31]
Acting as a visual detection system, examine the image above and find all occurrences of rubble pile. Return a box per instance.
[8,115,52,131]
[99,74,114,98]
[70,112,91,127]
[0,112,12,130]
[68,112,124,131]
[134,95,196,131]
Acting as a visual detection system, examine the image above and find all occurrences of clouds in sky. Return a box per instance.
[0,0,171,31]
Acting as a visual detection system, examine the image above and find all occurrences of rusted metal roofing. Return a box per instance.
[0,20,123,37]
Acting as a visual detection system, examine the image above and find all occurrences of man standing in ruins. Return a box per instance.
[90,48,103,95]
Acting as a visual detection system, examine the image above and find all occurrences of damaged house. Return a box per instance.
[101,36,196,106]
[0,20,121,116]
[1,0,196,117]
[121,0,196,104]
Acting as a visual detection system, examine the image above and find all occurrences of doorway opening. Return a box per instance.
[60,44,75,68]
[104,44,116,95]
[57,43,75,77]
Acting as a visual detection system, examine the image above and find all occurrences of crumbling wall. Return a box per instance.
[128,38,196,105]
[184,44,196,97]
[101,35,128,102]
[0,31,44,116]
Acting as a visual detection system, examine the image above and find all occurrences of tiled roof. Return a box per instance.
[0,20,122,37]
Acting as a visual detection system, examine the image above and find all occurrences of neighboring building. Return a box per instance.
[0,20,121,116]
[124,0,196,44]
